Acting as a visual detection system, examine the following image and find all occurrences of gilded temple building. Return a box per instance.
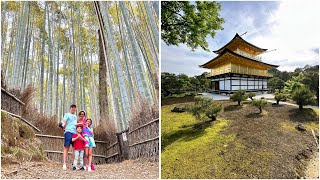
[200,33,279,94]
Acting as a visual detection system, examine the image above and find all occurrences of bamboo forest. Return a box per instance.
[1,1,159,132]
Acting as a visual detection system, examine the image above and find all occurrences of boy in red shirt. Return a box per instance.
[72,123,86,171]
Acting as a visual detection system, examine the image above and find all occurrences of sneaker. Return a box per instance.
[88,166,92,172]
[73,166,76,171]
[80,166,85,171]
[83,166,86,170]
[63,164,67,170]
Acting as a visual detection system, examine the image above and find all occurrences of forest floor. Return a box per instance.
[161,98,319,179]
[1,159,159,179]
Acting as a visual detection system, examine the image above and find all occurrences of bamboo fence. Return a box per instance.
[116,129,129,160]
[1,87,24,116]
[35,134,121,164]
[128,118,159,161]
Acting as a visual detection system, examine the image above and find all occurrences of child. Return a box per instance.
[82,118,96,171]
[78,111,90,148]
[72,123,86,171]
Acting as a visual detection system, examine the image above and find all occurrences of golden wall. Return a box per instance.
[210,62,273,77]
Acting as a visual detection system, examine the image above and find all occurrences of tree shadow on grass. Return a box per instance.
[161,120,213,150]
[288,108,318,123]
[245,112,264,119]
[224,105,242,112]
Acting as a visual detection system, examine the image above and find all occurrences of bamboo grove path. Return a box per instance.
[1,160,159,179]
[1,91,159,179]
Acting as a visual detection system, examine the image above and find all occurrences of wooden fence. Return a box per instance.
[1,87,24,116]
[128,118,159,161]
[35,134,120,164]
[116,130,129,161]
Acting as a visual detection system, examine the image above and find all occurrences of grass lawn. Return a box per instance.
[161,99,319,179]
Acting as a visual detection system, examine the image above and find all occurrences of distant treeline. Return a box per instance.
[161,72,210,97]
[268,65,319,102]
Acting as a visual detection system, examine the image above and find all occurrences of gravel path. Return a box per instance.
[1,160,159,179]
[305,152,319,179]
[202,92,319,109]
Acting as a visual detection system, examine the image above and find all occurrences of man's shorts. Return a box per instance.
[84,136,96,148]
[64,132,74,147]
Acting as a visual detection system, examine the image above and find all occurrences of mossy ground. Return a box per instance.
[1,112,45,164]
[161,104,236,178]
[161,99,319,179]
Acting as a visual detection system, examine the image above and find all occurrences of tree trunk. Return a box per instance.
[299,104,303,110]
[238,101,241,106]
[1,2,8,55]
[98,29,109,122]
[143,1,159,46]
[56,4,61,119]
[210,116,216,121]
[40,2,47,114]
[119,1,153,103]
[4,14,16,82]
[70,3,77,105]
[47,3,55,116]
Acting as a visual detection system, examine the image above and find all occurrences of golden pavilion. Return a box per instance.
[200,33,279,94]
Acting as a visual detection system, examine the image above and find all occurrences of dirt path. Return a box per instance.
[305,152,319,179]
[1,160,159,179]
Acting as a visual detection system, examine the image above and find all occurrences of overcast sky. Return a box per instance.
[161,1,320,76]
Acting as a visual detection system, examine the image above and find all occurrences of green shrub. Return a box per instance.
[247,92,256,100]
[230,89,248,106]
[291,86,314,110]
[205,105,223,121]
[252,99,268,114]
[274,89,288,105]
[187,96,222,121]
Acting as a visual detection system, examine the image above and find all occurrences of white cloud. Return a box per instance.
[250,0,320,71]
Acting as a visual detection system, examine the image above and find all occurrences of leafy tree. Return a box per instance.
[283,72,305,95]
[187,96,222,121]
[196,72,210,90]
[161,72,183,96]
[252,99,268,114]
[177,74,192,91]
[291,86,314,110]
[274,89,288,105]
[268,77,284,91]
[190,77,200,90]
[268,68,293,82]
[302,71,319,102]
[161,1,224,51]
[303,65,319,72]
[230,89,248,106]
[247,92,256,100]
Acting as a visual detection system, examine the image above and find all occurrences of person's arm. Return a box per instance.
[62,114,68,129]
[72,134,79,142]
[62,119,67,130]
[79,135,86,142]
[88,127,94,135]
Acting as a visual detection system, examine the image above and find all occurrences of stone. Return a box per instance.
[296,124,306,132]
[171,106,186,113]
